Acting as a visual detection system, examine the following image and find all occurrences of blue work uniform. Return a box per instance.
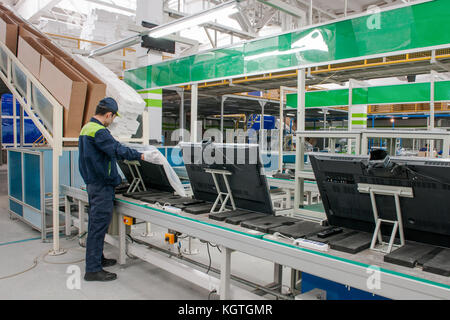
[79,117,142,273]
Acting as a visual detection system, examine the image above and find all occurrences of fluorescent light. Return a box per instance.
[148,1,238,38]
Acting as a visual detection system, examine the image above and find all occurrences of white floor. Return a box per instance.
[0,166,288,300]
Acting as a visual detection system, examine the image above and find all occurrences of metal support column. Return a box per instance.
[13,95,17,148]
[119,212,126,265]
[429,71,436,156]
[220,247,232,300]
[177,89,185,142]
[19,101,24,147]
[191,84,198,143]
[279,88,284,171]
[49,103,65,255]
[348,79,353,154]
[259,101,266,151]
[294,69,306,210]
[221,96,225,142]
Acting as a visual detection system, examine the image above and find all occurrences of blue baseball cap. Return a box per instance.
[98,97,121,117]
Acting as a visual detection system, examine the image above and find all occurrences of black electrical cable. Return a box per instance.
[208,289,217,300]
[404,165,450,186]
[206,242,211,274]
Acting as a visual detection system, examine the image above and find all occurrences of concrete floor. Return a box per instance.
[0,165,284,300]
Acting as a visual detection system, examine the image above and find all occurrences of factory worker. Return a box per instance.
[78,97,146,282]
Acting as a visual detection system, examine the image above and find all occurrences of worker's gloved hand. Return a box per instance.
[142,150,164,165]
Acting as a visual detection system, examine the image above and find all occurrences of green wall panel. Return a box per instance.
[170,57,192,85]
[214,45,244,78]
[125,0,450,89]
[124,67,147,90]
[151,61,172,88]
[307,89,349,107]
[244,33,294,74]
[191,52,216,82]
[435,81,450,101]
[286,87,368,108]
[368,83,430,104]
[286,81,450,108]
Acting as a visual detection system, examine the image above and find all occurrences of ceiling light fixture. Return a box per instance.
[148,1,239,38]
[89,0,238,57]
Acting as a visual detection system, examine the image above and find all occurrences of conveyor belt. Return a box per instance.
[61,185,450,298]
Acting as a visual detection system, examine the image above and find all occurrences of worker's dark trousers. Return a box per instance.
[85,183,115,273]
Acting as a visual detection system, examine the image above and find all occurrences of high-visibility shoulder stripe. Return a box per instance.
[79,122,105,138]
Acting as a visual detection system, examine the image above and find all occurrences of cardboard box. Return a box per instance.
[0,13,18,55]
[40,56,88,137]
[37,38,72,62]
[18,24,45,40]
[57,57,106,135]
[37,38,107,126]
[69,60,106,125]
[17,36,54,79]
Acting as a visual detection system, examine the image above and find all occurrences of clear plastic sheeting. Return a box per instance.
[12,63,26,97]
[124,143,186,197]
[73,55,145,138]
[0,47,7,73]
[31,84,53,133]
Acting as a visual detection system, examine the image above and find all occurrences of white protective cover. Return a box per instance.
[124,144,186,197]
[73,55,146,138]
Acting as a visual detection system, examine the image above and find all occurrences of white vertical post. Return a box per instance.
[260,101,265,151]
[13,95,17,148]
[294,69,306,211]
[348,79,354,154]
[309,0,313,25]
[279,87,284,172]
[429,71,435,156]
[118,212,126,265]
[142,107,150,146]
[191,84,198,143]
[180,89,185,142]
[220,96,225,142]
[19,102,24,147]
[220,247,232,300]
[49,104,65,255]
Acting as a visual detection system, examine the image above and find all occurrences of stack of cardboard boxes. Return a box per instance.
[0,4,107,141]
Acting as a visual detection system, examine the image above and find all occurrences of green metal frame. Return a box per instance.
[124,0,449,90]
[286,81,450,108]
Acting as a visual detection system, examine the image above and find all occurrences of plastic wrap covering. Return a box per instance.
[124,143,186,197]
[73,55,145,138]
[31,84,53,132]
[12,63,26,96]
[0,47,7,73]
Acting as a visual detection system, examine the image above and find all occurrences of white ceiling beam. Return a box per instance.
[15,0,64,21]
[231,11,255,33]
[84,0,136,14]
[342,0,364,14]
[164,8,257,39]
[295,0,338,19]
[257,0,307,19]
[255,7,277,29]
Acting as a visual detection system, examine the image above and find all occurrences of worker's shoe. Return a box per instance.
[84,270,117,282]
[101,257,117,268]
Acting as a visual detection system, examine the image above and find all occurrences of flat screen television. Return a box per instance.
[309,153,450,248]
[117,160,174,193]
[180,142,274,214]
